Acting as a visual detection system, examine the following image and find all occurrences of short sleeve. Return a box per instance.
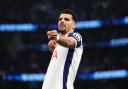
[68,32,82,48]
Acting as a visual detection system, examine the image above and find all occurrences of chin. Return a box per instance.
[58,29,66,34]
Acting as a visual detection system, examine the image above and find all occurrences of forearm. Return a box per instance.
[49,47,55,53]
[57,36,76,49]
[48,40,56,53]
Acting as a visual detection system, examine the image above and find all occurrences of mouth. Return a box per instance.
[59,23,66,29]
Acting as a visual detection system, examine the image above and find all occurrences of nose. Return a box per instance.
[60,18,65,22]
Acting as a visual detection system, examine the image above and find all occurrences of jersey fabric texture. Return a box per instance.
[42,32,83,89]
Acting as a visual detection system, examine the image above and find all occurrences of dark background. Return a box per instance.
[0,0,128,89]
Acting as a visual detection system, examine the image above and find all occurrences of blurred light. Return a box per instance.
[3,70,128,82]
[110,38,128,47]
[4,73,45,82]
[21,73,45,82]
[93,70,127,80]
[24,38,128,52]
[0,24,37,32]
[0,16,128,31]
[3,74,21,81]
[76,20,102,29]
[124,16,128,24]
[79,69,128,80]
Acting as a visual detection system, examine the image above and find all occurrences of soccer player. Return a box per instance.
[42,9,83,89]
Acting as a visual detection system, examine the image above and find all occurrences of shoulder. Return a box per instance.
[68,32,82,41]
[68,32,82,48]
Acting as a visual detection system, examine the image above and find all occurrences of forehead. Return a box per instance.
[59,14,73,19]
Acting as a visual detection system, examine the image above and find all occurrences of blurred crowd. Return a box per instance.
[0,0,128,23]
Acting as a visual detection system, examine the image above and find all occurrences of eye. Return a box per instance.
[64,18,70,21]
[58,18,62,21]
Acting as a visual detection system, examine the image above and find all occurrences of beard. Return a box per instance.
[58,28,66,34]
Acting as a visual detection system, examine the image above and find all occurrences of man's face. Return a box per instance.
[58,14,76,33]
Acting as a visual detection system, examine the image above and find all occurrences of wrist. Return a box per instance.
[57,34,60,41]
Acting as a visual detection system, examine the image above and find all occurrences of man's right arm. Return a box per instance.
[48,40,56,53]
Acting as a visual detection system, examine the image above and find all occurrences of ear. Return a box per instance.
[72,22,76,29]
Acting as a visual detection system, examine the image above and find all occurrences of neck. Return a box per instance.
[60,29,74,36]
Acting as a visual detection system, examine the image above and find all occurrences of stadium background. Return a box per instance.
[0,0,128,89]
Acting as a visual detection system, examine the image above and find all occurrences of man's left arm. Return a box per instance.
[47,30,82,49]
[57,36,76,49]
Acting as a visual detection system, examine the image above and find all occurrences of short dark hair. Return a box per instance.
[59,9,77,23]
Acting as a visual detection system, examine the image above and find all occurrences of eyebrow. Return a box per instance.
[58,17,71,21]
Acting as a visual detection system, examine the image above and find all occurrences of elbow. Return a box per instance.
[67,41,75,49]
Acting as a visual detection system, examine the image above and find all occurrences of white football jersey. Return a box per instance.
[42,32,83,89]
